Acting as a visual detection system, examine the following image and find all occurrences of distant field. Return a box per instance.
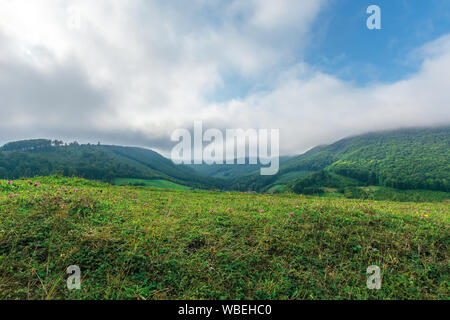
[339,186,450,202]
[0,176,448,300]
[113,178,190,190]
[267,184,286,193]
[267,184,449,202]
[270,170,314,185]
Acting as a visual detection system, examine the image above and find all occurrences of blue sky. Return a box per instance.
[306,0,450,84]
[209,0,450,102]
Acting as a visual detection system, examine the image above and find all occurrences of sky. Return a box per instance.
[0,0,449,156]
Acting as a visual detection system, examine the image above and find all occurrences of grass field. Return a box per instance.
[0,176,448,299]
[113,178,190,190]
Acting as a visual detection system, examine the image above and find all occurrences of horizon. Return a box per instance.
[2,124,448,159]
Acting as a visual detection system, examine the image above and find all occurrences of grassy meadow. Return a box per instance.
[113,178,191,190]
[0,176,448,300]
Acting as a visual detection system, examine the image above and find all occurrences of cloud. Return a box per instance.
[0,0,449,156]
[210,35,450,154]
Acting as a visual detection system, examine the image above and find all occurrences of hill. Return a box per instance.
[231,127,450,195]
[1,126,448,199]
[0,139,223,190]
[0,176,448,299]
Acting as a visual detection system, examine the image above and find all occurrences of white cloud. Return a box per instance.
[0,0,449,155]
[210,35,450,154]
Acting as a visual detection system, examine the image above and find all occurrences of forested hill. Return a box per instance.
[0,140,223,189]
[231,126,450,193]
[1,126,449,194]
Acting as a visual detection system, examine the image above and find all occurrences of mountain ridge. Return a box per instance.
[229,126,450,193]
[1,126,449,195]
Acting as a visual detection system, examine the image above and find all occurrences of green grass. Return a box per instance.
[0,176,448,300]
[113,178,190,190]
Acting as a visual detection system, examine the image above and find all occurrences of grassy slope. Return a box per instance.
[0,176,448,300]
[340,186,450,202]
[113,178,190,190]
